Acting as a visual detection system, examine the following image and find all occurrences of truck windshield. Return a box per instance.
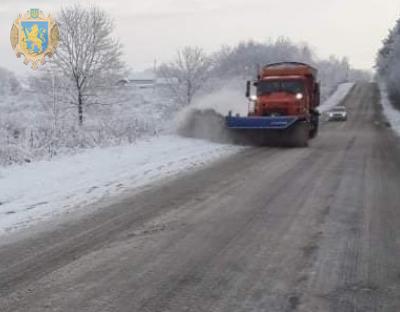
[257,80,305,95]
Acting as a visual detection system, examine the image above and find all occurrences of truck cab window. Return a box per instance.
[257,80,305,96]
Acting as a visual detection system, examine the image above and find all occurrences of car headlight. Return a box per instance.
[249,95,257,101]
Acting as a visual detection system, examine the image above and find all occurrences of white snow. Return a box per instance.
[318,82,355,113]
[0,82,356,238]
[0,135,242,236]
[379,83,400,136]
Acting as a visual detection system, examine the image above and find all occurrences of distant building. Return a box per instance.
[117,71,173,89]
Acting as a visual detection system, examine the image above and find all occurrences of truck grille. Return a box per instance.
[262,108,289,116]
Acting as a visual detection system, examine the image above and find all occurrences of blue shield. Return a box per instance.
[21,21,49,54]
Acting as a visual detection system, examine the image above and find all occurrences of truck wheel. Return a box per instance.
[291,123,309,147]
[309,115,319,139]
[309,123,318,139]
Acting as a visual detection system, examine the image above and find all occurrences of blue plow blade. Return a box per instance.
[225,115,298,130]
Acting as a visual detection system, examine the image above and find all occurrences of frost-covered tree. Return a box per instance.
[377,19,400,76]
[211,38,314,80]
[377,18,400,109]
[52,4,126,125]
[158,46,212,106]
[208,39,365,101]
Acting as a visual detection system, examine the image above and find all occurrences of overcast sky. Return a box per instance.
[0,0,398,74]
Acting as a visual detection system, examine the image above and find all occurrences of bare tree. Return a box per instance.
[52,4,126,125]
[158,46,211,106]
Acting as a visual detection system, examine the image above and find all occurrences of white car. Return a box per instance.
[326,106,348,121]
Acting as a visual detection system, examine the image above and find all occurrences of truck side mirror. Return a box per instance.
[245,81,251,98]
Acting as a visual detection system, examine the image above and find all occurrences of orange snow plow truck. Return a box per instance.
[226,62,320,147]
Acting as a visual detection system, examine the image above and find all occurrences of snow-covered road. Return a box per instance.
[3,83,400,312]
[0,83,355,237]
[0,136,242,236]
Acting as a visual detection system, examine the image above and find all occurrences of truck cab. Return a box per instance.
[251,76,309,117]
[226,62,321,147]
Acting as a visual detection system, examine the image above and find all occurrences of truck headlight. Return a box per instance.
[296,93,304,100]
[250,95,257,101]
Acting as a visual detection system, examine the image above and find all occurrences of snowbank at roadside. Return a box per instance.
[318,83,355,113]
[379,83,400,136]
[0,136,242,236]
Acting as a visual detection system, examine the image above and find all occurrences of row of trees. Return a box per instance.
[0,4,370,166]
[376,18,400,109]
[158,39,370,108]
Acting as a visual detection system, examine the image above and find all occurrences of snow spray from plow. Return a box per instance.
[175,85,247,145]
[177,108,236,144]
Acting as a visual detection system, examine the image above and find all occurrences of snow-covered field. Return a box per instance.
[0,136,242,236]
[0,83,355,238]
[379,83,400,137]
[318,82,355,113]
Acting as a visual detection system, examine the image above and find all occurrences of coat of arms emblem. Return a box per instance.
[10,9,59,69]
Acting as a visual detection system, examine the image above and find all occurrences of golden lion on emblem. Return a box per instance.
[21,24,44,54]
